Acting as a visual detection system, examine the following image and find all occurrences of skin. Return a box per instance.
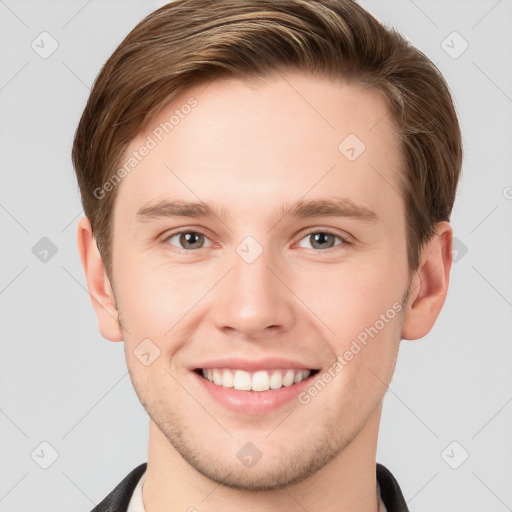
[77,71,453,512]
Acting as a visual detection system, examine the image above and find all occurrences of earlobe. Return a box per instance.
[401,221,453,340]
[76,216,123,342]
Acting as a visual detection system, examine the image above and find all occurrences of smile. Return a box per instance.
[196,368,320,392]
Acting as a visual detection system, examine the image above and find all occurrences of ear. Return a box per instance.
[76,216,123,342]
[401,221,453,340]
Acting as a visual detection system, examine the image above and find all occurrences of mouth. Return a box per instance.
[190,365,322,415]
[193,367,321,392]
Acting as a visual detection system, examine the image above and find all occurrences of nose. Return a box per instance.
[212,244,295,339]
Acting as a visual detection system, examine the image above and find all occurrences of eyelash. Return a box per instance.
[162,228,351,254]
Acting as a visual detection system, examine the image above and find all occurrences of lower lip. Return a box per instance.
[191,370,318,415]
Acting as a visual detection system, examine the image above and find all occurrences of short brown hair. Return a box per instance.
[72,0,462,280]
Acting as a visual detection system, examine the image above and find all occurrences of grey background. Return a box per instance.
[1,0,511,510]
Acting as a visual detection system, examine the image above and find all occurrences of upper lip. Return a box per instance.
[192,357,319,372]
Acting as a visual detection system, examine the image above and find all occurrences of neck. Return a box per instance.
[142,404,382,512]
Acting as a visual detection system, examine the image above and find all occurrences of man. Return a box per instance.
[72,0,462,510]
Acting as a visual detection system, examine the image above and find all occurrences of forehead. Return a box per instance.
[114,71,404,225]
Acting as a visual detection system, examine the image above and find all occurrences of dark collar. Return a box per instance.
[377,463,410,512]
[90,462,147,512]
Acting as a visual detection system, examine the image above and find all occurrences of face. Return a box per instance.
[108,72,411,490]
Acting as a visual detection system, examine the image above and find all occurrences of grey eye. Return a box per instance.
[297,231,342,250]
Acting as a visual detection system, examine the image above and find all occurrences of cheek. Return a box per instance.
[112,248,189,329]
[112,253,223,372]
[300,258,403,329]
[295,258,405,374]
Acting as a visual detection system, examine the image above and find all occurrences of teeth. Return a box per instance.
[269,370,283,389]
[248,371,266,391]
[282,369,295,387]
[233,369,252,391]
[221,369,234,388]
[201,368,312,391]
[212,369,222,385]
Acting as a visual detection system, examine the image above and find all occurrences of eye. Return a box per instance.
[164,230,213,251]
[296,230,347,251]
[162,228,350,253]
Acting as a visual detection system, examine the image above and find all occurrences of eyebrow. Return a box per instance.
[136,197,379,224]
